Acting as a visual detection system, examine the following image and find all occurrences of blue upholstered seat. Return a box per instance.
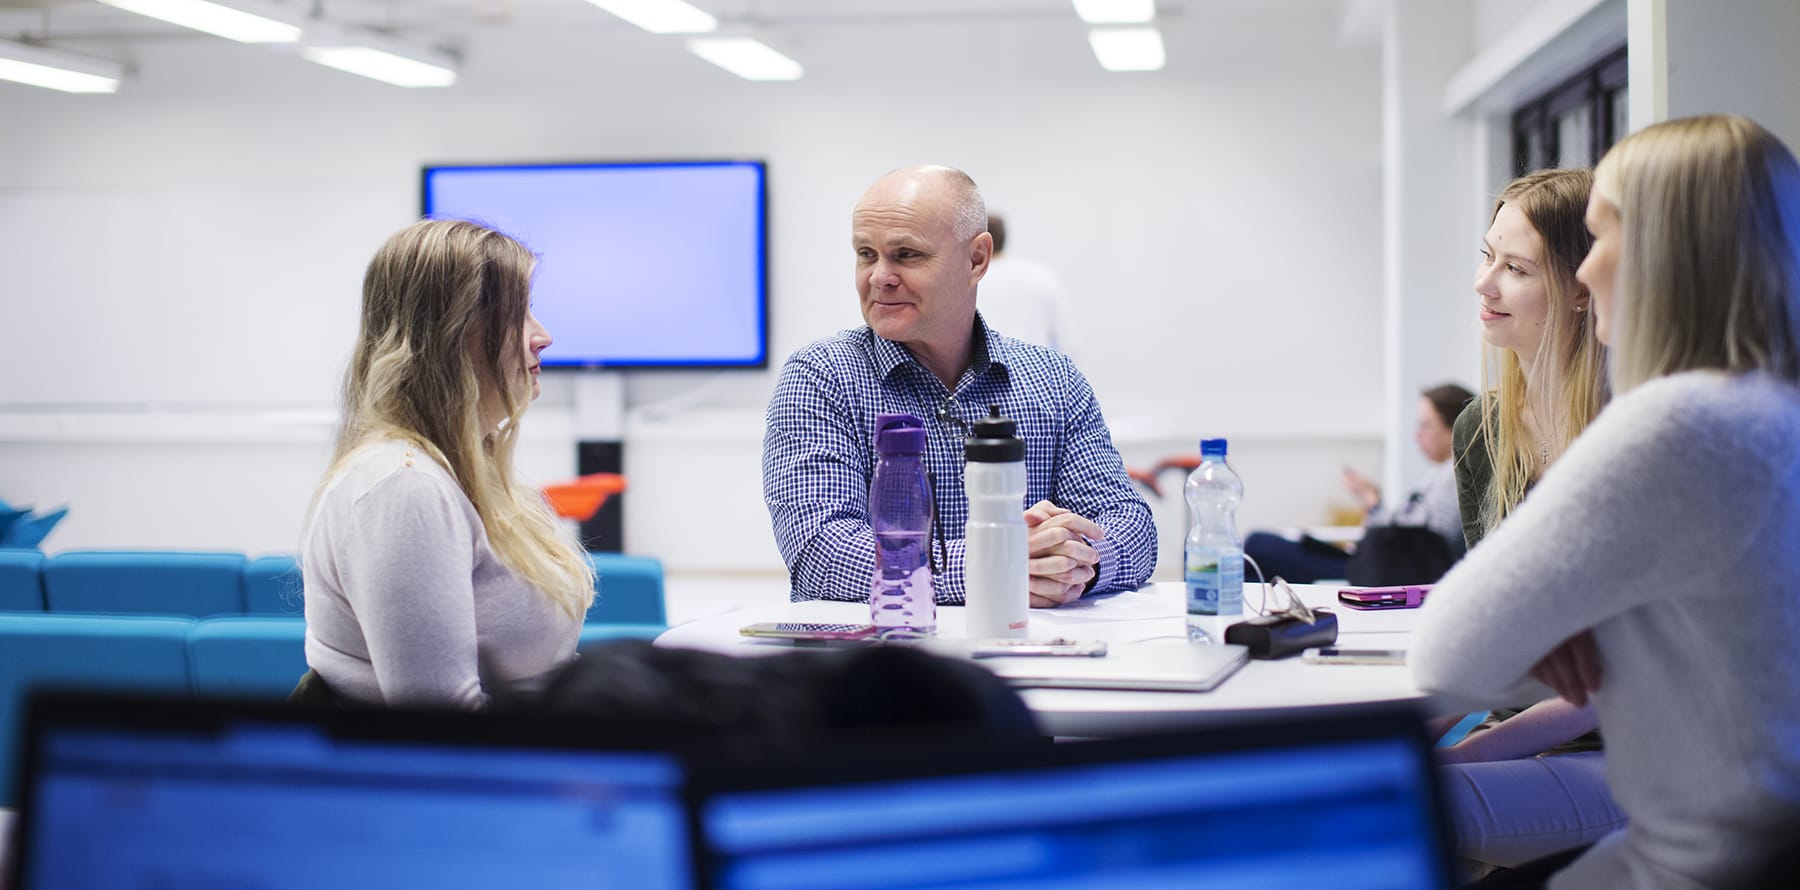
[44,551,247,616]
[584,553,667,626]
[188,616,308,699]
[577,622,668,649]
[0,613,195,805]
[243,555,303,615]
[0,549,46,611]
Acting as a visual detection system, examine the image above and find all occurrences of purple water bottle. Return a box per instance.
[869,413,936,633]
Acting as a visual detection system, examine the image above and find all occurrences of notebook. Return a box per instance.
[979,641,1250,692]
[8,692,696,890]
[688,703,1455,890]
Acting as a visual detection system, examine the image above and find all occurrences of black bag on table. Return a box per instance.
[1344,525,1459,587]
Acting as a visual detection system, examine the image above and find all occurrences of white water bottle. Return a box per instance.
[963,405,1029,639]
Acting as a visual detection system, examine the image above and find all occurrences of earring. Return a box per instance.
[1575,305,1587,313]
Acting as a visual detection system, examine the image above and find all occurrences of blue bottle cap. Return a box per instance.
[1199,438,1228,457]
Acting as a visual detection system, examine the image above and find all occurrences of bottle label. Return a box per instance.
[1185,548,1244,616]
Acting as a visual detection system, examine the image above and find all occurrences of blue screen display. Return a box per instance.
[701,741,1445,889]
[422,161,767,368]
[23,725,691,889]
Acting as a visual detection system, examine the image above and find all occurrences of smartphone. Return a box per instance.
[1302,647,1408,665]
[1337,584,1433,610]
[739,622,878,641]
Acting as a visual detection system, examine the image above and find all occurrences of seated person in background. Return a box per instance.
[1434,168,1621,879]
[301,218,594,708]
[762,165,1156,607]
[1242,382,1473,584]
[1415,114,1800,889]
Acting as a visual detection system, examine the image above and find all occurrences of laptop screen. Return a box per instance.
[691,708,1451,890]
[11,695,692,890]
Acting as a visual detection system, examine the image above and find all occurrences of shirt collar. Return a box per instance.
[867,313,1011,384]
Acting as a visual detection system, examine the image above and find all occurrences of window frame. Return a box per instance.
[1510,45,1629,175]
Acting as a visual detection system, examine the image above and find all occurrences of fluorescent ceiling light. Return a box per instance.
[586,0,717,34]
[0,40,123,93]
[1088,27,1165,72]
[1073,0,1154,25]
[302,27,457,87]
[686,37,802,81]
[96,0,303,43]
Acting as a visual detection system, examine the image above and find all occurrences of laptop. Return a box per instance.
[978,642,1250,692]
[688,704,1455,890]
[8,692,696,890]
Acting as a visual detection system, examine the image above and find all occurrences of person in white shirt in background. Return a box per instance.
[977,213,1078,359]
[301,218,595,708]
[1412,114,1800,890]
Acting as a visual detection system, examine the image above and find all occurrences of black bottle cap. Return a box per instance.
[965,405,1026,463]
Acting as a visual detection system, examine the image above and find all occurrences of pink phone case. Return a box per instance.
[1336,584,1433,610]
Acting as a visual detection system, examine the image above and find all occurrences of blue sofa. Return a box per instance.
[0,548,670,805]
[0,549,666,624]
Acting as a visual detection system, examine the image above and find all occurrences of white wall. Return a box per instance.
[0,18,1387,575]
[1638,0,1800,146]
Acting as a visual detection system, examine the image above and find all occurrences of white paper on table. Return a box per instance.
[1031,586,1178,623]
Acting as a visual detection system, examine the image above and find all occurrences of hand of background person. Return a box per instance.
[1340,466,1383,512]
[1532,630,1604,707]
[1023,500,1103,608]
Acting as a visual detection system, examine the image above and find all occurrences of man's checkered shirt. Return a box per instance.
[762,318,1157,603]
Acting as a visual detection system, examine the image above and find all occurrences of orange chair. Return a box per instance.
[1127,455,1202,499]
[542,473,627,522]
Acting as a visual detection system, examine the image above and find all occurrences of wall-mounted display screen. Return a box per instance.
[422,160,768,369]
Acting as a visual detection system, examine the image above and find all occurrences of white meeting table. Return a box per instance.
[655,582,1450,738]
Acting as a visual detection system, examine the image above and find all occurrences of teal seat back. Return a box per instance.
[0,549,45,610]
[243,555,303,615]
[577,623,667,650]
[0,613,195,805]
[45,551,247,616]
[188,616,308,699]
[583,553,667,626]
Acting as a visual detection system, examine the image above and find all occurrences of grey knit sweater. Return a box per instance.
[1413,371,1800,889]
[302,439,579,708]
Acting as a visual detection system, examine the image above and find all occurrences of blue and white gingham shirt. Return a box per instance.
[763,316,1157,603]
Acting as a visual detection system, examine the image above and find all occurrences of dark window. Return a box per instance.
[1511,46,1629,175]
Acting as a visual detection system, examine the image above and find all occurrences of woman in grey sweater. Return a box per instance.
[301,219,594,708]
[1413,115,1800,888]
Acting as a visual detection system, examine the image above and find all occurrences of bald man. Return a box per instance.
[762,165,1156,606]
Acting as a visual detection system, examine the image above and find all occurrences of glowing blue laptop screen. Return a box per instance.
[21,722,690,890]
[697,738,1447,890]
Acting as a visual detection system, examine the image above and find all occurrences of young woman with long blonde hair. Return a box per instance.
[301,218,593,708]
[1435,167,1622,876]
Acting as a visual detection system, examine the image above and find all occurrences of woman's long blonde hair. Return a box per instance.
[317,218,594,619]
[1474,168,1611,535]
[1597,114,1800,393]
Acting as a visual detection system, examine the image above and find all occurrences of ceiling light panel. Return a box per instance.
[0,40,123,93]
[686,37,802,81]
[1088,27,1166,72]
[1073,0,1155,25]
[302,46,456,87]
[96,0,304,43]
[586,0,717,34]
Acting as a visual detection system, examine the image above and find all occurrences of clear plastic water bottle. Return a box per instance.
[1184,438,1244,638]
[870,413,936,633]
